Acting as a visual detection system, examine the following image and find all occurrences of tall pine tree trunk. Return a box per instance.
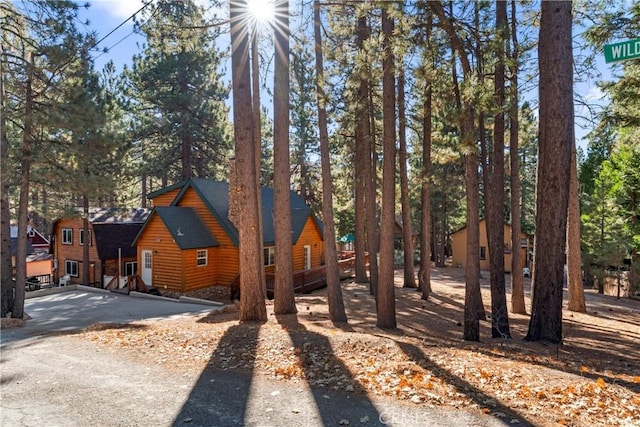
[526,1,573,343]
[314,0,347,322]
[398,66,416,288]
[180,51,192,181]
[464,138,483,341]
[509,0,526,315]
[376,7,397,329]
[567,140,586,312]
[434,1,485,340]
[251,25,266,295]
[13,56,36,319]
[273,0,296,314]
[487,0,511,339]
[365,73,379,297]
[141,171,147,209]
[419,55,433,300]
[229,0,266,322]
[1,64,14,317]
[354,15,370,284]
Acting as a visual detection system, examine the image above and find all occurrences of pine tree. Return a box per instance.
[526,1,573,344]
[314,0,347,322]
[272,0,296,314]
[126,0,231,184]
[432,0,486,341]
[229,0,267,322]
[376,6,397,329]
[1,0,90,317]
[508,0,527,315]
[398,64,416,289]
[486,0,511,339]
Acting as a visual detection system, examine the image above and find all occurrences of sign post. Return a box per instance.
[604,38,640,64]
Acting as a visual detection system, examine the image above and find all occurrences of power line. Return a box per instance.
[92,2,164,63]
[93,31,136,62]
[91,1,154,50]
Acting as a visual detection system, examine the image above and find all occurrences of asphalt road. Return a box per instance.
[0,289,518,427]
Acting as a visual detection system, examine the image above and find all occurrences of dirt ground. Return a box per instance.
[77,267,640,427]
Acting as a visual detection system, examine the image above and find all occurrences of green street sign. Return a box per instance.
[604,38,640,63]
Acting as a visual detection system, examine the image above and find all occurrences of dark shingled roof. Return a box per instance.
[154,206,218,250]
[89,208,151,223]
[172,178,317,246]
[10,238,34,257]
[93,223,145,260]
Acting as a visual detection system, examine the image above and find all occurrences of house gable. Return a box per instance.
[291,216,325,271]
[170,178,322,248]
[148,180,187,207]
[174,179,239,246]
[154,206,218,250]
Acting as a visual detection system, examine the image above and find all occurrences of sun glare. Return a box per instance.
[247,0,276,28]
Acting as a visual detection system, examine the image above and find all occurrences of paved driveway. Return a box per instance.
[0,288,513,427]
[1,288,220,344]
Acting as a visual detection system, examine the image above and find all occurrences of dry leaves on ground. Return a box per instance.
[78,268,640,427]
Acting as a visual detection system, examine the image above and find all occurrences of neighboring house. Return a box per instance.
[10,225,52,280]
[49,208,150,286]
[450,219,531,272]
[10,225,49,252]
[133,178,324,296]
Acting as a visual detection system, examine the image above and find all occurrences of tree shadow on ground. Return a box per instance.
[196,308,241,324]
[172,322,261,427]
[1,322,149,349]
[395,339,536,427]
[392,269,640,396]
[275,314,385,426]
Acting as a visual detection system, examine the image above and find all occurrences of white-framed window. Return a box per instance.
[125,262,137,276]
[264,246,275,266]
[304,245,311,270]
[62,229,73,245]
[79,229,92,246]
[143,251,152,269]
[65,260,79,277]
[196,249,208,266]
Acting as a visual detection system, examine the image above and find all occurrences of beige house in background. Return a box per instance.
[451,219,530,272]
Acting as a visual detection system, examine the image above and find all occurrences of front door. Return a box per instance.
[141,250,152,286]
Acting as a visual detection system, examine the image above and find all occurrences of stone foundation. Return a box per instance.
[158,286,232,304]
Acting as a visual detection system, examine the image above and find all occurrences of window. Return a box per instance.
[196,249,208,266]
[264,246,275,266]
[125,262,137,276]
[304,245,311,270]
[480,246,486,260]
[62,229,73,245]
[79,229,92,246]
[65,260,79,277]
[143,252,152,269]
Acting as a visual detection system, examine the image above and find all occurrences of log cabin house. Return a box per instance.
[49,208,150,286]
[10,225,53,285]
[133,178,325,297]
[450,219,531,272]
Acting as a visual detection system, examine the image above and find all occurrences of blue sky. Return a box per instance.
[77,0,613,151]
[77,0,149,72]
